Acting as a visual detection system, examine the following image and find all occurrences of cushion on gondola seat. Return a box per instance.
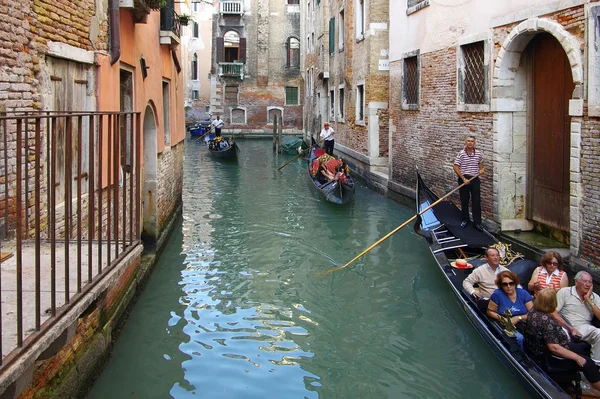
[314,149,326,157]
[507,259,538,291]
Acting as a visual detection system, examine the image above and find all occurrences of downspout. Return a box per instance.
[109,0,121,65]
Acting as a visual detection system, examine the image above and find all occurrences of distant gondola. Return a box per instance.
[307,145,354,204]
[414,171,580,399]
[206,136,239,159]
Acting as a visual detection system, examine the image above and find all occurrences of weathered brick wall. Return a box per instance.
[157,143,184,231]
[390,46,494,218]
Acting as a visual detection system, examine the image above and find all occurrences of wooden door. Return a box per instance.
[48,57,89,202]
[530,33,573,231]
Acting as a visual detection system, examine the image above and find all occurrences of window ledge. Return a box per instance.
[355,119,365,126]
[338,47,344,53]
[457,103,490,113]
[355,34,364,43]
[406,0,429,16]
[401,103,420,111]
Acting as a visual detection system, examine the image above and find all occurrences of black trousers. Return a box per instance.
[215,128,222,137]
[324,139,334,156]
[458,176,481,224]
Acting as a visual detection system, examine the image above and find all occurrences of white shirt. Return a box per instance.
[212,118,224,128]
[320,127,334,141]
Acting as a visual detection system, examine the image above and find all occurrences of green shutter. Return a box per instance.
[329,17,335,54]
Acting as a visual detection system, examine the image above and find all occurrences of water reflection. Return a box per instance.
[90,140,529,399]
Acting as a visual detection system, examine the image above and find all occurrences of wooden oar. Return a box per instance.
[183,126,214,151]
[320,174,479,275]
[277,143,317,171]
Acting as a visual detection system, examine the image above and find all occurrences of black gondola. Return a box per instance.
[414,171,578,399]
[307,145,355,205]
[207,138,239,159]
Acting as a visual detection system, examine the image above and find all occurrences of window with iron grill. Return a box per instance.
[403,56,419,105]
[462,41,485,104]
[286,87,299,105]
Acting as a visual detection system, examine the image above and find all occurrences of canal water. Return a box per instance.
[89,139,528,398]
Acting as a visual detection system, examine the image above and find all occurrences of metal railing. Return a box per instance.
[220,1,243,14]
[160,6,181,37]
[219,62,245,79]
[0,111,142,369]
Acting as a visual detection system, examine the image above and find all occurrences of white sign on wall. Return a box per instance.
[378,59,389,71]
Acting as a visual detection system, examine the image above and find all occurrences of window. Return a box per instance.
[403,55,419,108]
[329,17,335,54]
[268,107,283,124]
[287,0,299,3]
[338,10,345,50]
[163,81,171,146]
[217,31,247,64]
[407,0,430,15]
[231,108,246,124]
[459,41,486,105]
[191,54,198,80]
[285,87,299,105]
[356,0,364,39]
[287,37,300,67]
[338,86,345,119]
[311,32,315,52]
[193,22,199,38]
[356,84,364,122]
[192,90,199,100]
[330,90,335,119]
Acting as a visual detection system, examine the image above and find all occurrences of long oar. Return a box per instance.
[278,143,317,171]
[321,174,479,275]
[183,126,214,151]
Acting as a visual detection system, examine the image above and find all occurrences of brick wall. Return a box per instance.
[157,143,184,231]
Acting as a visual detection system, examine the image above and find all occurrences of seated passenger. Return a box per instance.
[487,271,533,332]
[317,160,333,184]
[528,251,568,296]
[525,288,600,390]
[219,140,229,150]
[311,160,320,177]
[338,158,350,175]
[333,165,347,184]
[325,158,339,174]
[463,247,509,310]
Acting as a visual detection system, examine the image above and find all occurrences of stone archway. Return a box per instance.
[491,17,583,253]
[142,103,158,244]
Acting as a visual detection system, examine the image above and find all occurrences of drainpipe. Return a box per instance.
[109,0,121,65]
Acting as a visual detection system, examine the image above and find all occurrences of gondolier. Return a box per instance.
[212,115,224,137]
[320,122,335,156]
[453,136,484,230]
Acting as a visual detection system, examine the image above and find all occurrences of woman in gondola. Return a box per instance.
[317,159,333,185]
[487,270,533,332]
[528,251,568,296]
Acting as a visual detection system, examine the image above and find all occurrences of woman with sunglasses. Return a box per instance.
[527,251,568,296]
[487,271,533,331]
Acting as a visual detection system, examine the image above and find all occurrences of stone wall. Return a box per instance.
[157,143,184,232]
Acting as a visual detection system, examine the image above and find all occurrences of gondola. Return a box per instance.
[307,145,355,204]
[206,136,239,159]
[414,171,577,399]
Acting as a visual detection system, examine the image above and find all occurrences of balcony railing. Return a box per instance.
[220,1,243,14]
[160,6,181,46]
[0,111,142,369]
[219,62,245,79]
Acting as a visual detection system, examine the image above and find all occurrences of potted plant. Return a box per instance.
[179,13,193,26]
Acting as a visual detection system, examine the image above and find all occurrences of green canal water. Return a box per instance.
[89,139,528,398]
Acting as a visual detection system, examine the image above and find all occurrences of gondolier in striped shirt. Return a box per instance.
[453,136,485,231]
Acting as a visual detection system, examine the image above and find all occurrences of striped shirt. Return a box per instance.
[454,149,483,177]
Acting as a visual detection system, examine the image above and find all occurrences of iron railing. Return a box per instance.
[160,6,181,37]
[219,62,245,79]
[0,111,142,369]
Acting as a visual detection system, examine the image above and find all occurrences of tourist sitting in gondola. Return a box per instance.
[317,159,334,185]
[487,271,533,337]
[209,136,230,151]
[525,288,600,391]
[527,251,568,296]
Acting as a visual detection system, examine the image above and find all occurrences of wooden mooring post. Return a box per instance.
[272,115,283,153]
[272,115,278,152]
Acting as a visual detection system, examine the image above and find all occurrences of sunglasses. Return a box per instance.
[545,261,560,266]
[501,281,515,287]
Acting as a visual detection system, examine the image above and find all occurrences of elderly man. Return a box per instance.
[463,247,509,306]
[552,271,600,363]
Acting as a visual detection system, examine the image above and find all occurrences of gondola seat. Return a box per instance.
[524,329,585,399]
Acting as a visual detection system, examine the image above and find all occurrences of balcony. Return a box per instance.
[219,62,244,79]
[160,6,181,47]
[220,1,243,15]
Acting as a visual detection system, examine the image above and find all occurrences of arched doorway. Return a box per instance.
[142,104,158,243]
[492,18,583,247]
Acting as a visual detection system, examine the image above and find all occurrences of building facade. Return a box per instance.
[389,0,600,267]
[303,0,390,187]
[209,0,303,135]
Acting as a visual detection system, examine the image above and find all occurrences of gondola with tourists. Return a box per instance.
[307,145,355,205]
[413,170,584,398]
[206,135,239,159]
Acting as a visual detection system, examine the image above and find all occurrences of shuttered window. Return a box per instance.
[285,87,299,105]
[329,17,335,54]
